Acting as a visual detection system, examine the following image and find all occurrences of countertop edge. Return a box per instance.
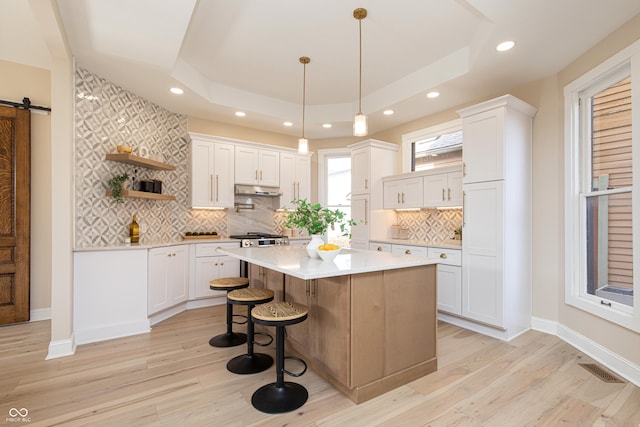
[370,238,462,250]
[73,238,240,252]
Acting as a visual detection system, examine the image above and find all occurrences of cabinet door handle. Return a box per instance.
[260,170,263,181]
[376,246,382,251]
[463,191,466,227]
[440,253,447,259]
[397,192,400,203]
[442,188,445,201]
[220,262,224,266]
[364,198,368,225]
[448,188,451,201]
[215,175,219,202]
[365,178,368,190]
[402,192,405,203]
[210,175,214,201]
[463,162,466,177]
[405,249,411,255]
[255,170,258,180]
[311,280,316,297]
[296,182,300,199]
[305,281,310,296]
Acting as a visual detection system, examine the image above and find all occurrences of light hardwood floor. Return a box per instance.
[1,305,639,426]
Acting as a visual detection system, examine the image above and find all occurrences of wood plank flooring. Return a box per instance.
[1,305,639,426]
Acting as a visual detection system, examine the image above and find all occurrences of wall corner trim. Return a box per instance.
[46,335,76,360]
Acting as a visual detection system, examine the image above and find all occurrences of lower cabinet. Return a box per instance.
[428,247,462,315]
[391,244,428,257]
[285,275,351,386]
[250,264,285,301]
[148,245,188,315]
[192,242,241,299]
[369,242,391,253]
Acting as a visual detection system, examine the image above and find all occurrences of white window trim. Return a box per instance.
[401,118,461,173]
[317,148,351,206]
[563,38,640,332]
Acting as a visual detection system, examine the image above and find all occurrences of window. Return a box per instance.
[564,40,640,332]
[318,149,353,245]
[401,119,462,173]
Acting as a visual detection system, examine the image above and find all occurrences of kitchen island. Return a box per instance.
[218,245,439,403]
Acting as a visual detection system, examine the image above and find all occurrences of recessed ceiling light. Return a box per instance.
[496,41,515,52]
[284,121,293,127]
[426,91,440,99]
[235,111,246,117]
[383,110,394,115]
[170,87,183,95]
[323,123,332,128]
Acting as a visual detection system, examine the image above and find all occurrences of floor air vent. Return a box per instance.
[579,363,624,383]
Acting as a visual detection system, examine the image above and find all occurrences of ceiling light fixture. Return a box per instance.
[323,123,332,128]
[427,91,440,98]
[353,8,368,137]
[170,87,183,95]
[235,111,246,117]
[298,56,310,154]
[383,110,394,115]
[284,121,293,127]
[496,40,515,52]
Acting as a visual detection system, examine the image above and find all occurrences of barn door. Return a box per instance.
[0,105,30,324]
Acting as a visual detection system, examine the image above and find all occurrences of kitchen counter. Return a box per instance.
[370,238,462,249]
[218,244,440,280]
[73,237,239,252]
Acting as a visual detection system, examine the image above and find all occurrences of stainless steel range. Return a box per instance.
[229,232,289,248]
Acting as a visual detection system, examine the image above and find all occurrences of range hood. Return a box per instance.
[235,184,281,197]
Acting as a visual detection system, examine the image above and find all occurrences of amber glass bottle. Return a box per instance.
[129,215,140,243]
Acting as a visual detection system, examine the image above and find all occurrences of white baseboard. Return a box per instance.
[30,308,51,321]
[186,296,225,310]
[46,335,76,359]
[531,316,640,388]
[74,320,151,345]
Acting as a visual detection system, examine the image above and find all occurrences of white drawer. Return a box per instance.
[369,242,391,253]
[195,241,240,257]
[427,247,461,266]
[391,244,428,257]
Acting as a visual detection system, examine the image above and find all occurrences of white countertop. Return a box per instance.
[369,238,462,250]
[218,245,440,280]
[73,237,240,252]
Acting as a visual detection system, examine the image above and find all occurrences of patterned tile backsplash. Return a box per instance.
[395,209,463,241]
[74,67,228,247]
[73,66,463,247]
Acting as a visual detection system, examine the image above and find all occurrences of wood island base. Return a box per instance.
[280,265,438,404]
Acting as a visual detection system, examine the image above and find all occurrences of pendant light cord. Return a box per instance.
[358,16,363,115]
[302,61,306,139]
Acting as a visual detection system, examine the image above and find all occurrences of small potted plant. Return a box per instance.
[108,172,129,203]
[283,199,356,257]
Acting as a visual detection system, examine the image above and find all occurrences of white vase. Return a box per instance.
[306,234,324,258]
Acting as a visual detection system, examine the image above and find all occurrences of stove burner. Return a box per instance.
[229,232,289,248]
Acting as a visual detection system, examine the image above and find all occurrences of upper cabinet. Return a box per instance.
[351,147,371,195]
[382,176,423,209]
[235,146,280,186]
[423,170,463,208]
[280,153,311,208]
[460,95,537,185]
[189,133,235,209]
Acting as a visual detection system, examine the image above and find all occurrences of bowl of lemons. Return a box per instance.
[316,243,341,261]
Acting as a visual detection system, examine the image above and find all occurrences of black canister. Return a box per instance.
[152,180,162,194]
[139,180,154,192]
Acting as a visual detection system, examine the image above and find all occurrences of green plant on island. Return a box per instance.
[108,172,129,203]
[283,198,357,237]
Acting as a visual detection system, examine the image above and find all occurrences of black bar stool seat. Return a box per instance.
[226,288,275,374]
[209,277,250,347]
[250,301,309,414]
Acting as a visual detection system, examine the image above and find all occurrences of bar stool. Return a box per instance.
[226,288,275,374]
[209,277,250,347]
[250,301,309,414]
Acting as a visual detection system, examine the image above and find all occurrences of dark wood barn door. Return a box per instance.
[0,105,30,324]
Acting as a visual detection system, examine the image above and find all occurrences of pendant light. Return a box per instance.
[298,56,310,153]
[353,7,368,137]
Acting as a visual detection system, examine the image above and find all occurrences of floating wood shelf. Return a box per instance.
[106,190,176,201]
[105,153,176,171]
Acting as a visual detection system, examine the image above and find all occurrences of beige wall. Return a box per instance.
[0,60,52,313]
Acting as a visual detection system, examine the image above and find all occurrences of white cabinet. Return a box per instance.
[428,247,462,315]
[348,140,399,247]
[189,134,235,208]
[148,245,188,315]
[391,244,428,257]
[351,147,371,196]
[235,146,279,186]
[382,176,423,209]
[423,171,463,208]
[369,242,391,253]
[279,152,311,208]
[457,94,536,340]
[350,194,369,250]
[192,242,241,299]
